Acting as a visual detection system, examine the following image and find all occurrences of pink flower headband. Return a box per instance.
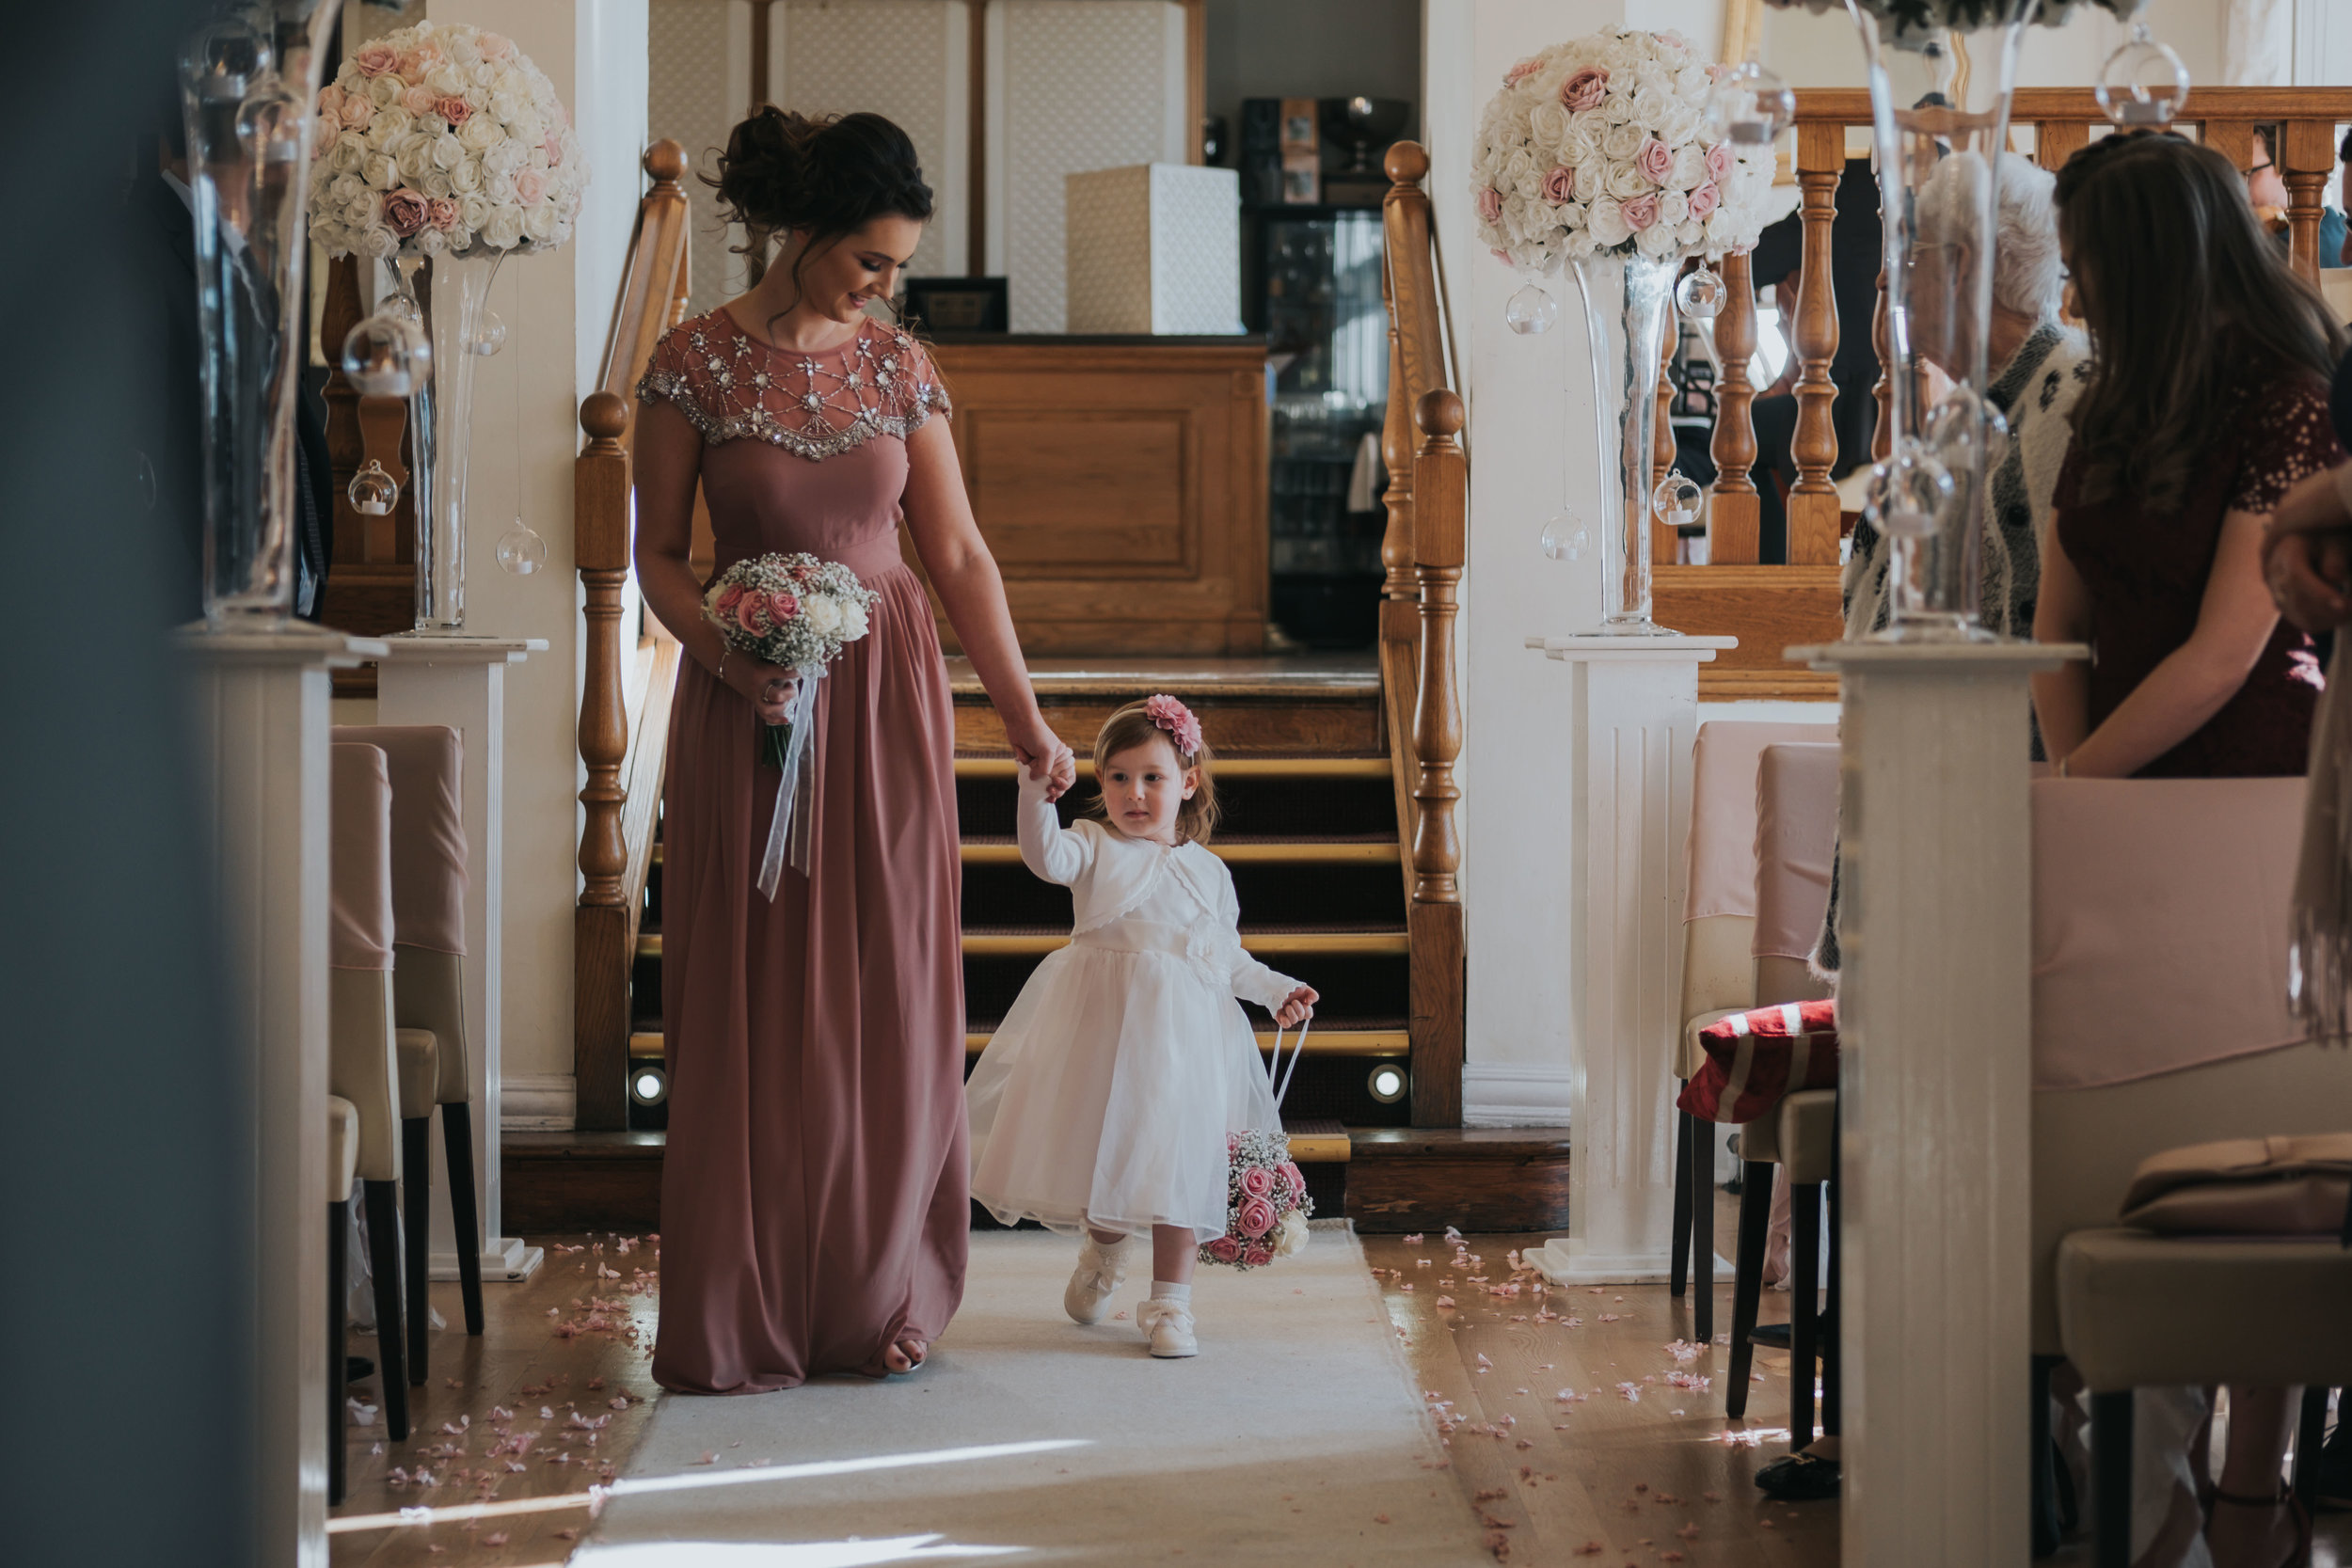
[1143,693,1203,757]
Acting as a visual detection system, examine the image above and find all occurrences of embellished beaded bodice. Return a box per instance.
[637,309,950,463]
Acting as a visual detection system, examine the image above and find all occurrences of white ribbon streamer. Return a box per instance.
[755,667,823,902]
[1266,1015,1311,1110]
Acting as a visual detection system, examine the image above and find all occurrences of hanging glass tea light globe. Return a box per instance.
[341,309,431,398]
[1540,510,1590,561]
[495,516,550,576]
[1676,265,1726,320]
[2096,23,2190,128]
[1862,437,1955,540]
[346,459,399,517]
[1651,469,1704,530]
[1704,60,1794,150]
[1505,282,1558,335]
[469,309,508,356]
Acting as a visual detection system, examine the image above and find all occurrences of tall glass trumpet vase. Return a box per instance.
[1570,250,1682,634]
[390,250,504,632]
[1848,0,2030,640]
[180,0,343,627]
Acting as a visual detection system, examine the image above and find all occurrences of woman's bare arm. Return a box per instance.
[2031,525,2094,762]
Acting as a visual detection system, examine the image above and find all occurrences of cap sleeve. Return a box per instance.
[2231,374,2345,515]
[636,319,717,439]
[882,330,952,431]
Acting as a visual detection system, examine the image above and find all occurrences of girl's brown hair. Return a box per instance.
[1089,700,1219,846]
[2054,130,2345,511]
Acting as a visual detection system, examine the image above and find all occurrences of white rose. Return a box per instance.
[342,194,377,227]
[1606,161,1650,200]
[489,90,528,125]
[1273,1209,1310,1259]
[310,220,346,256]
[326,171,360,205]
[1705,209,1740,246]
[395,138,437,183]
[432,134,466,171]
[483,139,527,175]
[327,132,367,175]
[800,594,843,637]
[507,110,544,146]
[458,114,503,153]
[494,67,529,98]
[1656,104,1703,147]
[1501,147,1536,188]
[362,152,398,191]
[417,226,448,257]
[1657,189,1690,227]
[1668,143,1707,192]
[447,227,474,253]
[458,193,492,230]
[366,107,412,149]
[1600,119,1645,161]
[358,223,399,259]
[1527,102,1571,151]
[418,169,453,199]
[1632,61,1675,100]
[450,157,482,193]
[469,59,499,87]
[1635,220,1678,259]
[1678,219,1704,248]
[483,171,516,206]
[1560,118,1601,168]
[425,63,468,97]
[1575,152,1608,204]
[522,201,558,243]
[367,73,405,107]
[1586,196,1630,247]
[838,600,870,641]
[1629,87,1673,133]
[481,204,525,249]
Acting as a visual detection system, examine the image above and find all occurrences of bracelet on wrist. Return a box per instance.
[718,647,732,687]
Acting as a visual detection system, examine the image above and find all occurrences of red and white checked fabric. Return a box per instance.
[1676,999,1838,1125]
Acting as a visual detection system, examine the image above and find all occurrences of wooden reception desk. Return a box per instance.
[909,333,1270,656]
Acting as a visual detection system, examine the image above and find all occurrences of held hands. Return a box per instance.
[723,652,799,724]
[1274,985,1319,1030]
[2261,468,2352,634]
[1008,719,1078,802]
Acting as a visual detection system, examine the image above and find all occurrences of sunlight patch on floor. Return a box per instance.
[572,1536,1024,1566]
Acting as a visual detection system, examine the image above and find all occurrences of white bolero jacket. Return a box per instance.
[1015,768,1301,1013]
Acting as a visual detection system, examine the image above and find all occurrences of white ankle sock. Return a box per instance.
[1150,1280,1191,1302]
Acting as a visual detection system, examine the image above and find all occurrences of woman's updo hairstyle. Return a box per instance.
[709,106,934,250]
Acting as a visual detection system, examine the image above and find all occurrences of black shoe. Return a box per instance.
[345,1355,375,1386]
[1746,1316,1834,1354]
[1756,1449,1841,1501]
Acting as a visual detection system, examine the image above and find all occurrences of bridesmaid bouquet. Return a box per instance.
[703,553,881,895]
[1198,1128,1314,1271]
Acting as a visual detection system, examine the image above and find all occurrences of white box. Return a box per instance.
[1063,163,1242,334]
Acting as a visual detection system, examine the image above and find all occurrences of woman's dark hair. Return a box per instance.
[2054,130,2344,511]
[707,108,934,310]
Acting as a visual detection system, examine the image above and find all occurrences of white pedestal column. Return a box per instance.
[1790,640,2074,1568]
[180,625,387,1568]
[373,633,548,1285]
[1524,633,1736,1285]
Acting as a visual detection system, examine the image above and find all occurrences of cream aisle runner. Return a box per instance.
[578,1223,1497,1566]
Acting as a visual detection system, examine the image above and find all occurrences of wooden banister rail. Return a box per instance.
[1379,138,1468,1127]
[1408,388,1467,1129]
[574,139,691,1132]
[1674,85,2352,697]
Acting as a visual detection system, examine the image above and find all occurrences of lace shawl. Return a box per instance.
[636,310,950,461]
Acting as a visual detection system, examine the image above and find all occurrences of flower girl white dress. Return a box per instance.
[966,769,1301,1240]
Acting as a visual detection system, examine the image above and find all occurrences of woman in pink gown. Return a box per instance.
[632,109,1073,1393]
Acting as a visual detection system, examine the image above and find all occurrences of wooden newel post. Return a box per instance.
[573,388,632,1131]
[1707,248,1760,565]
[1408,388,1467,1129]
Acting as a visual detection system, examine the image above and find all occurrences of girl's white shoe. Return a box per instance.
[1063,1235,1134,1325]
[1137,1296,1199,1358]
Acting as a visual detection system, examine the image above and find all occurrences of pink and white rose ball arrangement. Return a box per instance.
[308,21,589,260]
[1473,25,1775,273]
[1199,1128,1313,1270]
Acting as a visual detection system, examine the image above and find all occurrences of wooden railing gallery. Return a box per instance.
[1378,141,1468,1129]
[1648,85,2352,697]
[574,140,692,1131]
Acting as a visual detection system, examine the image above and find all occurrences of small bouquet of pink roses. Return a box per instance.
[702,551,880,896]
[1198,1127,1314,1271]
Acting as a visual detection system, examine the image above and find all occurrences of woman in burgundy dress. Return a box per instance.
[2031,132,2346,1568]
[632,109,1073,1392]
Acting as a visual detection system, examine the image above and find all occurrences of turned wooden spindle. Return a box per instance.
[575,389,632,911]
[1707,249,1760,564]
[1871,269,1892,464]
[1409,387,1467,1127]
[2284,119,2335,283]
[1788,123,1844,566]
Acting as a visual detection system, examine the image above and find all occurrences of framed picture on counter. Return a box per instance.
[900,277,1009,333]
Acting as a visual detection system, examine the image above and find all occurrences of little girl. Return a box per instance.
[965,695,1317,1358]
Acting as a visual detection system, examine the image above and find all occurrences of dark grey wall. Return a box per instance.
[1202,0,1422,150]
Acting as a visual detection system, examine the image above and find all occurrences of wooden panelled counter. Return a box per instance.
[910,333,1269,655]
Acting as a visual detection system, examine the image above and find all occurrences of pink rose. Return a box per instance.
[1503,57,1540,87]
[1636,137,1674,185]
[735,595,772,636]
[1560,66,1609,113]
[475,30,516,61]
[1477,185,1502,225]
[767,591,800,625]
[1242,1165,1275,1198]
[319,83,343,117]
[425,198,460,232]
[712,585,746,621]
[381,188,430,237]
[1238,1196,1278,1239]
[542,133,564,166]
[1243,1244,1274,1267]
[340,94,375,129]
[437,96,472,127]
[1620,193,1661,232]
[401,84,437,118]
[396,52,426,83]
[1705,142,1734,183]
[1687,181,1720,222]
[515,168,549,205]
[1279,1161,1306,1194]
[1205,1236,1242,1263]
[1540,166,1576,205]
[353,41,398,78]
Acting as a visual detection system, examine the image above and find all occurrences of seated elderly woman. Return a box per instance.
[1843,150,2090,641]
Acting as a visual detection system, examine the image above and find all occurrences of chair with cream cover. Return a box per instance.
[1721,739,1841,1448]
[2027,777,2352,1561]
[332,724,481,1386]
[1674,721,1836,1344]
[329,742,409,1468]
